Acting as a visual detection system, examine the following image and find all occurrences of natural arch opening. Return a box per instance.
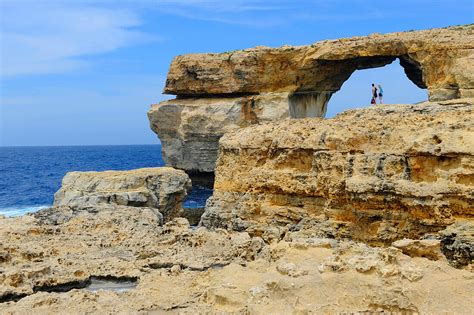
[288,56,428,119]
[325,58,428,117]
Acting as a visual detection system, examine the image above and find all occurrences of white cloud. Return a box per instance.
[149,0,299,27]
[0,1,157,76]
[0,0,294,77]
[126,0,389,28]
[1,0,469,77]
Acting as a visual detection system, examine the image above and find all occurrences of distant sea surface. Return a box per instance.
[0,145,212,217]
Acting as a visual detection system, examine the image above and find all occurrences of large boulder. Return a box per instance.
[201,99,474,244]
[54,167,191,221]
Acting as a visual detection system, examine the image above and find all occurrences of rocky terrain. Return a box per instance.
[1,25,473,313]
[149,25,474,175]
[1,101,472,314]
[0,206,473,314]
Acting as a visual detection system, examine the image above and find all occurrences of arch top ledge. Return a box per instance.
[164,24,474,101]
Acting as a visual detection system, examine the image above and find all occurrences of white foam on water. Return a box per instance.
[0,205,50,217]
[85,278,137,292]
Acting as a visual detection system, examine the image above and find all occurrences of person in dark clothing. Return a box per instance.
[371,83,378,104]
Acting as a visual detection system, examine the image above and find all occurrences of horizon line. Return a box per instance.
[0,143,161,148]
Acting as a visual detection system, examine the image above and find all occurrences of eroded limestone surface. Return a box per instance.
[54,167,191,221]
[201,99,474,244]
[0,206,472,313]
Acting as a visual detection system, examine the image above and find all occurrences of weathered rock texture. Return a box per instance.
[440,221,474,268]
[392,239,443,261]
[149,24,473,174]
[0,206,263,306]
[165,25,473,101]
[148,93,289,172]
[201,99,474,245]
[54,167,191,221]
[1,207,472,313]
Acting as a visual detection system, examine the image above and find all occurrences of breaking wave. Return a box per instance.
[0,205,50,217]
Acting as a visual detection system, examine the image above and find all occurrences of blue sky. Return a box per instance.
[1,0,473,146]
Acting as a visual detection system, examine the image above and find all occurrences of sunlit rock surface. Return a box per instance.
[0,207,472,313]
[54,167,191,222]
[201,99,474,244]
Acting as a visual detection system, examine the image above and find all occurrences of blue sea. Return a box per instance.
[0,145,212,217]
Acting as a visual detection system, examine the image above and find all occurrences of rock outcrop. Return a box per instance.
[392,239,443,261]
[201,99,474,245]
[54,167,191,221]
[148,94,289,173]
[149,24,474,174]
[1,207,473,313]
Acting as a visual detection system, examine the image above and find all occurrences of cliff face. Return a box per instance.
[201,99,474,245]
[149,25,474,174]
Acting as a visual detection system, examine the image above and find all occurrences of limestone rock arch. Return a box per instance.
[149,25,473,174]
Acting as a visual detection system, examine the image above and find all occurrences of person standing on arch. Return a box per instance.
[378,84,383,104]
[371,83,378,104]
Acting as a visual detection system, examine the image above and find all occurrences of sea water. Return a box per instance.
[0,145,212,217]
